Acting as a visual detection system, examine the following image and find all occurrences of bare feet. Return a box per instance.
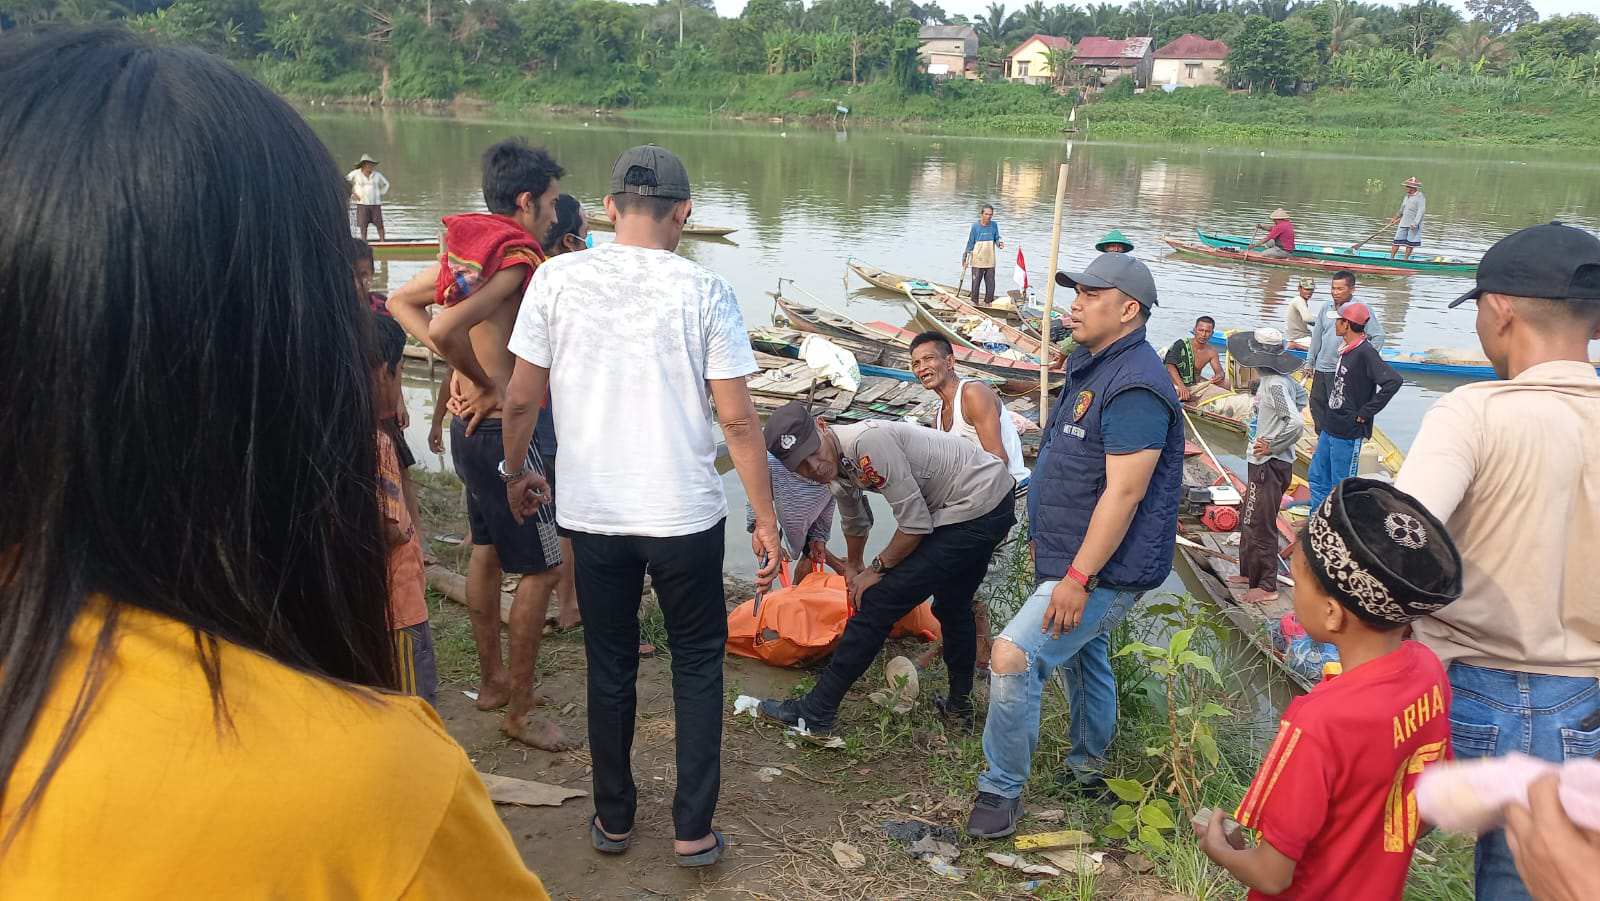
[475,676,512,710]
[1226,575,1250,587]
[503,713,580,751]
[1242,588,1279,604]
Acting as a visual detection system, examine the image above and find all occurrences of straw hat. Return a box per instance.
[1403,176,1421,189]
[1227,326,1301,374]
[1270,208,1290,220]
[358,153,380,165]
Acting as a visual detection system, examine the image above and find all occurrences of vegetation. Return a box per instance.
[3,0,1599,144]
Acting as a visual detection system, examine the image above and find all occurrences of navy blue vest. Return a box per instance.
[1031,327,1185,591]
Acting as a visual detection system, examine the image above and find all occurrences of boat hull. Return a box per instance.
[1197,230,1476,275]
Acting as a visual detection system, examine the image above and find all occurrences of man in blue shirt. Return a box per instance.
[963,205,1004,303]
[966,252,1185,839]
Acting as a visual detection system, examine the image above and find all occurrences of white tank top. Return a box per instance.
[937,379,1030,484]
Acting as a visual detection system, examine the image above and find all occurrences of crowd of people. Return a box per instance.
[2,27,1596,901]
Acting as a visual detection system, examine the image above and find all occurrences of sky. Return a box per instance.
[707,0,1594,24]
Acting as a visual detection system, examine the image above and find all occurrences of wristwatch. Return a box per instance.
[870,556,888,574]
[1066,565,1099,591]
[496,459,527,483]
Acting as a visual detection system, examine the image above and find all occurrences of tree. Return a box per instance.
[1325,0,1375,56]
[1391,1,1461,58]
[1434,20,1511,70]
[888,16,927,90]
[1044,44,1075,87]
[515,0,582,71]
[1463,0,1536,36]
[1510,14,1600,61]
[740,0,802,35]
[977,2,1011,43]
[1225,13,1313,93]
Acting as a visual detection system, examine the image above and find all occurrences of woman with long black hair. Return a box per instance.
[0,29,548,896]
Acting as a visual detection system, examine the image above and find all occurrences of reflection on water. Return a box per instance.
[353,110,1600,578]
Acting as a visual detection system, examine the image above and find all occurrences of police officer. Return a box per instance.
[967,252,1185,839]
[755,405,1017,732]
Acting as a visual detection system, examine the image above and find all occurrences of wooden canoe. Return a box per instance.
[904,285,1068,369]
[370,238,440,260]
[750,326,1000,389]
[1182,386,1402,479]
[1163,236,1424,279]
[1196,229,1476,276]
[847,257,1054,332]
[584,213,736,238]
[1207,332,1600,381]
[769,289,1063,395]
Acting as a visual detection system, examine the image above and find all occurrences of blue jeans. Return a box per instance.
[977,581,1142,799]
[1448,663,1600,901]
[1308,432,1363,512]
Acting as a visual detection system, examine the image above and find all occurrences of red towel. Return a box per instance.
[434,213,546,307]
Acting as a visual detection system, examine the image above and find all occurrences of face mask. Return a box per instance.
[584,233,595,249]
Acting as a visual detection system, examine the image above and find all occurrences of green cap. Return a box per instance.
[1095,229,1134,253]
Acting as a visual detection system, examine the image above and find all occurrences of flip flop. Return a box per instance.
[675,829,725,868]
[591,816,631,855]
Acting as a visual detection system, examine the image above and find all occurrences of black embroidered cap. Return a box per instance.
[764,401,820,471]
[1302,478,1463,627]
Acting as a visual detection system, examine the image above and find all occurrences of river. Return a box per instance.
[305,107,1600,584]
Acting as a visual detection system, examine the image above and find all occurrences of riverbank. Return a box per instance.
[275,68,1600,147]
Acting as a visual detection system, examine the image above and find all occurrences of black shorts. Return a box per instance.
[380,416,416,469]
[450,417,561,574]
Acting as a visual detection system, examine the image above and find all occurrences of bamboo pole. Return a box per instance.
[1038,145,1072,426]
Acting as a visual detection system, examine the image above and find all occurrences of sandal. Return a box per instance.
[675,829,726,868]
[591,816,631,855]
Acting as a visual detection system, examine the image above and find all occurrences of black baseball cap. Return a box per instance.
[764,401,820,471]
[609,144,691,201]
[1451,221,1600,308]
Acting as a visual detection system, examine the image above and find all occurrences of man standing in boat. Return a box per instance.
[1245,209,1295,259]
[347,153,390,241]
[908,330,1032,671]
[964,204,1005,303]
[1388,176,1425,261]
[967,253,1184,838]
[1286,277,1315,343]
[1394,222,1600,901]
[1306,270,1383,433]
[1163,316,1229,404]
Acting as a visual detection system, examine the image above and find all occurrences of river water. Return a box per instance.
[305,108,1600,581]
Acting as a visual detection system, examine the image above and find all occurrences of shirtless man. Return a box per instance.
[388,138,574,751]
[1164,316,1230,404]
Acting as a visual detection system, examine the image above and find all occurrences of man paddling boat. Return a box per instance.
[1388,176,1426,261]
[1246,209,1295,259]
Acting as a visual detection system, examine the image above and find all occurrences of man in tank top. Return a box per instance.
[910,331,1031,670]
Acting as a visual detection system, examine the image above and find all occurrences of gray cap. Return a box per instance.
[609,144,691,201]
[1055,252,1159,308]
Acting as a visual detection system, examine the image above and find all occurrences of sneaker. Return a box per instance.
[933,694,975,732]
[966,791,1022,839]
[756,697,834,735]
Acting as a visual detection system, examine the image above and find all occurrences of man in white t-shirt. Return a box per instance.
[346,153,390,241]
[500,145,780,868]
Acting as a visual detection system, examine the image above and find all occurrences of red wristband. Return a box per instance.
[1066,565,1094,589]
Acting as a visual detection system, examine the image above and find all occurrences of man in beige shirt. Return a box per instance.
[753,403,1016,734]
[1393,221,1600,901]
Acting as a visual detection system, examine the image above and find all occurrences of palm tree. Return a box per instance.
[979,2,1010,42]
[1432,21,1511,70]
[1327,0,1376,56]
[1045,45,1077,87]
[1085,2,1120,34]
[1020,0,1048,34]
[1045,3,1086,38]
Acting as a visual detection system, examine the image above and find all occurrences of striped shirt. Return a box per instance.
[746,452,836,558]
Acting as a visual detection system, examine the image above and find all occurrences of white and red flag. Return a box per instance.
[1011,248,1029,294]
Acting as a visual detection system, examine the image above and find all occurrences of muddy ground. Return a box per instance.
[413,470,1199,901]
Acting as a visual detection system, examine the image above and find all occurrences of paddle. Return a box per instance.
[1347,222,1390,253]
[956,259,969,298]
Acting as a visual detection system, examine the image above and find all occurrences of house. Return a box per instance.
[1070,35,1154,87]
[1152,34,1229,88]
[918,25,979,80]
[1003,34,1072,85]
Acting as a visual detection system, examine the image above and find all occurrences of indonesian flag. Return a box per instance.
[1011,248,1029,293]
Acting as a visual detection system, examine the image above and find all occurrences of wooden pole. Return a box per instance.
[1038,145,1072,426]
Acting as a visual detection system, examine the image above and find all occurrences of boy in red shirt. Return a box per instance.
[371,314,436,705]
[1196,478,1464,898]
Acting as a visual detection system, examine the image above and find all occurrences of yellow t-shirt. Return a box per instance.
[0,600,550,899]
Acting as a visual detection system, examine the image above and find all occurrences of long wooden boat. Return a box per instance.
[1175,438,1321,692]
[847,258,1057,334]
[750,326,1000,388]
[370,238,440,260]
[1163,236,1423,279]
[1206,332,1600,381]
[584,213,736,238]
[770,289,1062,395]
[904,286,1068,370]
[1183,389,1401,480]
[1196,229,1477,276]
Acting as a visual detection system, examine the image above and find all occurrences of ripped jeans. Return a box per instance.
[977,581,1142,799]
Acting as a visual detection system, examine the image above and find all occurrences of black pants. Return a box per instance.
[1309,370,1331,434]
[569,520,727,841]
[802,492,1016,720]
[1241,458,1292,590]
[970,266,996,303]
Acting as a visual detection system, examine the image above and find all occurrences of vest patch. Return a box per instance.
[1073,390,1094,422]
